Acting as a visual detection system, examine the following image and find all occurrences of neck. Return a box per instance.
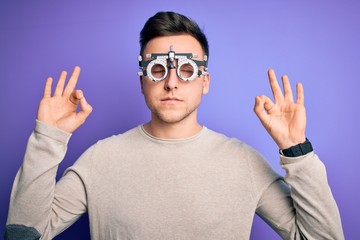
[143,114,202,139]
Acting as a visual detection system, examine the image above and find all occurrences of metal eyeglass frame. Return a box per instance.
[138,45,208,82]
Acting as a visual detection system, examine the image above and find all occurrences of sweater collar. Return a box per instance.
[138,124,207,144]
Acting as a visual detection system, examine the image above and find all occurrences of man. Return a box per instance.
[6,11,344,239]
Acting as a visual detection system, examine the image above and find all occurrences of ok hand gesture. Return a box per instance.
[254,69,306,150]
[37,66,93,133]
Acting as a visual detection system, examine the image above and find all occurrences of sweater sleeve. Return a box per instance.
[256,152,344,240]
[5,120,89,240]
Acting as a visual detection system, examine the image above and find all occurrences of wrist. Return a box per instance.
[279,138,313,157]
[278,135,306,150]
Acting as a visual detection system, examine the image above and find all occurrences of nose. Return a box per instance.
[164,68,179,91]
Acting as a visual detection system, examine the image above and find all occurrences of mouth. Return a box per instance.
[160,97,183,103]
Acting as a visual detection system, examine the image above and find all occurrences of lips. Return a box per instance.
[160,97,183,104]
[161,97,181,101]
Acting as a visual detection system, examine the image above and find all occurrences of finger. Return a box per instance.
[282,75,294,102]
[268,69,284,103]
[296,82,305,105]
[63,66,81,97]
[259,95,275,112]
[43,77,53,98]
[254,96,271,127]
[76,96,93,124]
[54,71,67,96]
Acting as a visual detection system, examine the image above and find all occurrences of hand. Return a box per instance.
[37,66,93,133]
[254,69,306,150]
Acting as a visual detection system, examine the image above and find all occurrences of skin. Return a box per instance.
[253,69,306,149]
[140,34,210,139]
[37,66,92,133]
[36,35,306,149]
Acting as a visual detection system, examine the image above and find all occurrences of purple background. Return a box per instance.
[1,1,359,239]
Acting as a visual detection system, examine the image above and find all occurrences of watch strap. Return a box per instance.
[280,138,313,157]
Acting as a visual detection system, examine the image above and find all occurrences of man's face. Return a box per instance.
[141,34,210,125]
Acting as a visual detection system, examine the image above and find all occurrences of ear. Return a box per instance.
[202,72,210,94]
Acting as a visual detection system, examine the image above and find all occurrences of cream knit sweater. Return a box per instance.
[6,120,344,239]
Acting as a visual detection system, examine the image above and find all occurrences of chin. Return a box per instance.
[157,114,187,124]
[153,109,193,124]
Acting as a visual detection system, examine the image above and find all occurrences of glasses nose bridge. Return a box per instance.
[166,58,178,69]
[164,59,180,79]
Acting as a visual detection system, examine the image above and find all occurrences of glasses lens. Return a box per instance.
[150,64,166,79]
[179,63,195,79]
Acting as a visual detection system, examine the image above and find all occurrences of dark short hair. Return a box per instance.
[139,11,209,58]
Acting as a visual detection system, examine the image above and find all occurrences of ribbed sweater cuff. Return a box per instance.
[34,120,72,144]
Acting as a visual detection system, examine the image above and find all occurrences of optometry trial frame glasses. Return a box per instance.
[138,45,208,82]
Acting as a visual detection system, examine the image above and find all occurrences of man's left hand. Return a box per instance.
[254,69,307,150]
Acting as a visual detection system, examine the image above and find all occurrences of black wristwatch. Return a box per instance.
[280,138,313,157]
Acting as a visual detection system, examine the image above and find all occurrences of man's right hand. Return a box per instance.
[37,66,93,133]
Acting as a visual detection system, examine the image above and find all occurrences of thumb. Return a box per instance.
[76,95,93,124]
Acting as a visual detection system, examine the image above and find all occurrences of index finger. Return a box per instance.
[63,66,81,97]
[268,69,284,103]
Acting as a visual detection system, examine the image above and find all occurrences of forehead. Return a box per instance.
[143,34,204,58]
